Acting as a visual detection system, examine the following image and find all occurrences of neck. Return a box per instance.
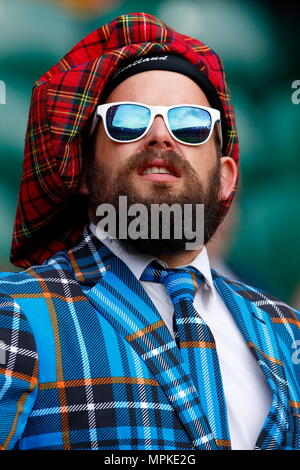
[155,248,203,268]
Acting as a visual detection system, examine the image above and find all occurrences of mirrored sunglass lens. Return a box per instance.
[106,104,150,141]
[168,107,212,143]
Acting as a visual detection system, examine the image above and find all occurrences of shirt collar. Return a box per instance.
[89,222,214,290]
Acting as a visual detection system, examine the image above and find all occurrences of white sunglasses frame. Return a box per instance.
[89,101,222,147]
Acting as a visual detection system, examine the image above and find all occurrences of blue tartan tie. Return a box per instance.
[140,260,231,448]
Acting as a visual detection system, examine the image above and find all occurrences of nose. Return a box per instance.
[142,115,176,150]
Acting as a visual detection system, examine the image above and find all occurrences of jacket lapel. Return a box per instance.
[67,228,219,450]
[212,270,299,449]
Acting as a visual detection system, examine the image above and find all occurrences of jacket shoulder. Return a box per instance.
[0,251,74,285]
[218,272,300,324]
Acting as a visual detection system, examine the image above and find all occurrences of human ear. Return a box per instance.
[218,156,238,201]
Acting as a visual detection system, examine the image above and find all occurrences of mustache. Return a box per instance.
[119,147,199,179]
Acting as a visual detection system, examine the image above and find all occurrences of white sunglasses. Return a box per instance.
[89,101,222,147]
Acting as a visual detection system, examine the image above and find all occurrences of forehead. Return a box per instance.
[105,70,211,107]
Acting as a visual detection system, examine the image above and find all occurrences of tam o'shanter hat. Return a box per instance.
[11,12,239,268]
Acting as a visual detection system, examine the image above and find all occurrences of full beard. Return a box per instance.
[85,147,222,256]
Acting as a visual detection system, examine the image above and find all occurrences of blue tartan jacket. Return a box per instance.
[0,226,299,451]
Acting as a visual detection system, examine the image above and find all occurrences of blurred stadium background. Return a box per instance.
[0,0,299,305]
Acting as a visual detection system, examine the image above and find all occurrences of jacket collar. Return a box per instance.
[67,225,112,284]
[88,222,215,290]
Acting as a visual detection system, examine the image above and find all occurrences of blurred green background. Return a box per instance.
[0,0,299,304]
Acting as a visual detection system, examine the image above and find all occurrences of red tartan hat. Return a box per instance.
[10,11,239,268]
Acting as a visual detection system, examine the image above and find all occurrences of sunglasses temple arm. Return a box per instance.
[88,113,101,138]
[216,120,223,151]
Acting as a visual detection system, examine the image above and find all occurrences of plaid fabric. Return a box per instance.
[1,226,299,450]
[0,294,38,450]
[11,11,239,268]
[141,262,230,448]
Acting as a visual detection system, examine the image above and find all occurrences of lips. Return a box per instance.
[137,158,181,178]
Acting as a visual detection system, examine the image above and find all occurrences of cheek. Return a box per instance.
[187,148,215,177]
[94,131,140,168]
[94,137,121,168]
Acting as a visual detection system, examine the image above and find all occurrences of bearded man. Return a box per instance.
[0,12,299,451]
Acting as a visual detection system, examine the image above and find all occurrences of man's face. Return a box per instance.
[83,70,237,255]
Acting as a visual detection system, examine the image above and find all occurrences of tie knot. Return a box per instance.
[140,260,204,305]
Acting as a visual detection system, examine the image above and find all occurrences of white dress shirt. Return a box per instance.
[89,222,272,450]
